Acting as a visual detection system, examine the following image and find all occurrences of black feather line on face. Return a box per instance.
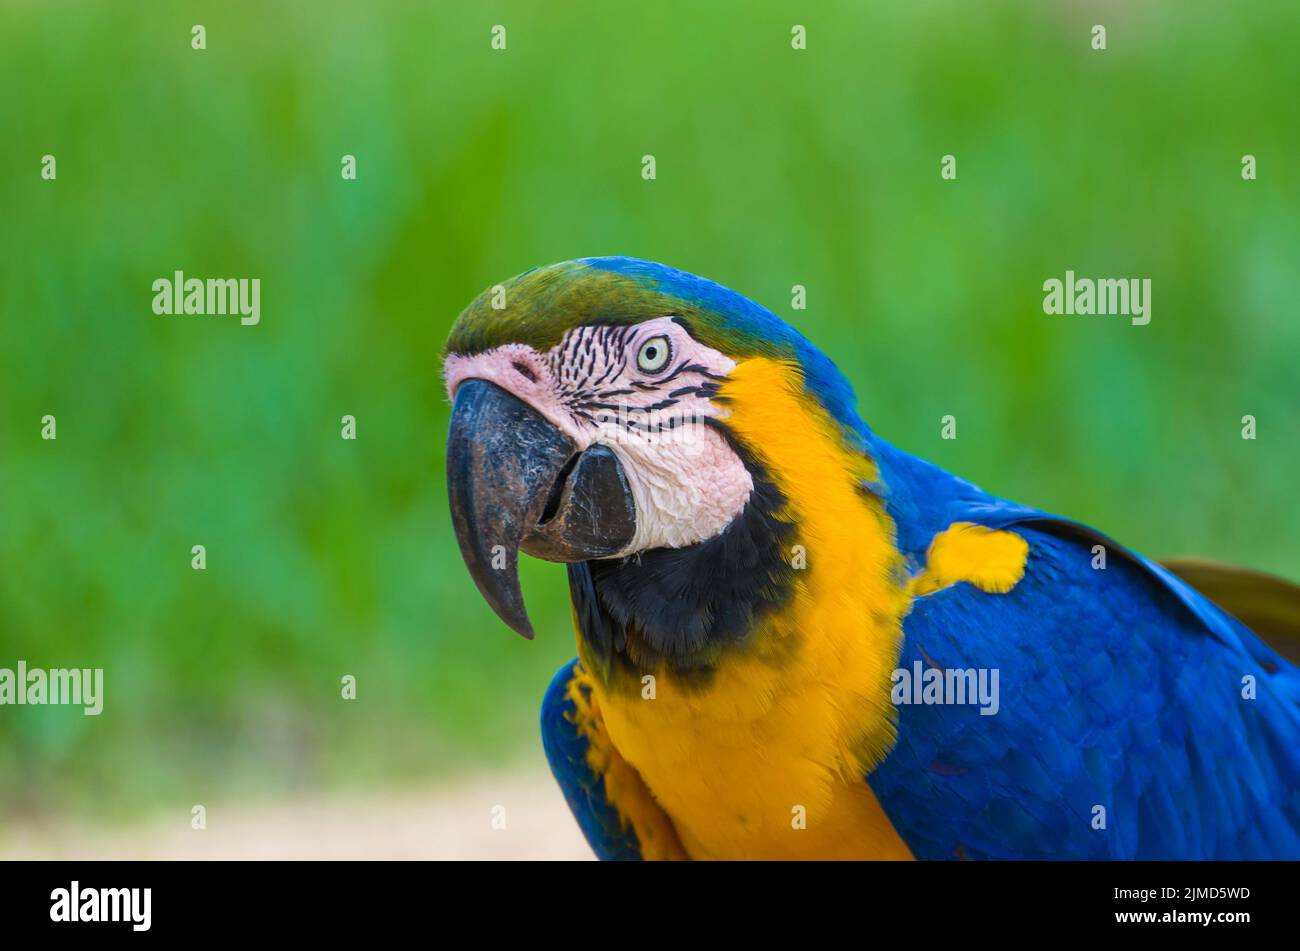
[573,397,681,414]
[567,424,796,683]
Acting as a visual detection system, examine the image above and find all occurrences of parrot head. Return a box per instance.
[442,256,875,660]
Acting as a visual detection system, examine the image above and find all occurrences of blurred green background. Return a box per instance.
[1,0,1297,823]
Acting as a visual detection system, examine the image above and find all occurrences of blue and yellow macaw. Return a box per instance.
[442,257,1300,860]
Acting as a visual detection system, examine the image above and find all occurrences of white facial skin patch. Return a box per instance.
[444,317,754,555]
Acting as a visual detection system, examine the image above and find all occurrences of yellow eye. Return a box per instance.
[636,335,672,374]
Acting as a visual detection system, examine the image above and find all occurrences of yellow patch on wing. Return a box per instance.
[564,664,688,860]
[910,522,1029,597]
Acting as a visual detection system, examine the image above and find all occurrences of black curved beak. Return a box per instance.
[445,379,637,639]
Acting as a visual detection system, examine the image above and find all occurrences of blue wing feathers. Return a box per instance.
[869,510,1300,859]
[866,435,1300,859]
[540,660,643,860]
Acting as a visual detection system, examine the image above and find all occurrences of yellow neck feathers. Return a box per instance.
[708,356,912,768]
[569,358,1032,858]
[579,357,915,858]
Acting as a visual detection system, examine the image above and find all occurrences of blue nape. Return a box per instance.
[581,256,870,447]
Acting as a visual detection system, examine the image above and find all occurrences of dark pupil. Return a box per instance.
[645,346,658,361]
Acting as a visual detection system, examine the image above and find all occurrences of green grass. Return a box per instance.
[1,0,1297,818]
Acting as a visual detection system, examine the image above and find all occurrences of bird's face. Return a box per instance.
[444,303,755,638]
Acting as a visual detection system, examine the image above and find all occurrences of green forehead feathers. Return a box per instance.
[444,256,869,449]
[444,260,786,362]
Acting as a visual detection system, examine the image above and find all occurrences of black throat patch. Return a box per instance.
[567,428,796,682]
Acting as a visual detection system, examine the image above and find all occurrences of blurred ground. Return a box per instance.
[0,761,592,860]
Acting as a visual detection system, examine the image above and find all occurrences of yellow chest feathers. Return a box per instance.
[582,358,911,859]
[587,625,914,859]
[576,359,1029,859]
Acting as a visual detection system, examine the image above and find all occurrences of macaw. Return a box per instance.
[442,256,1300,860]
